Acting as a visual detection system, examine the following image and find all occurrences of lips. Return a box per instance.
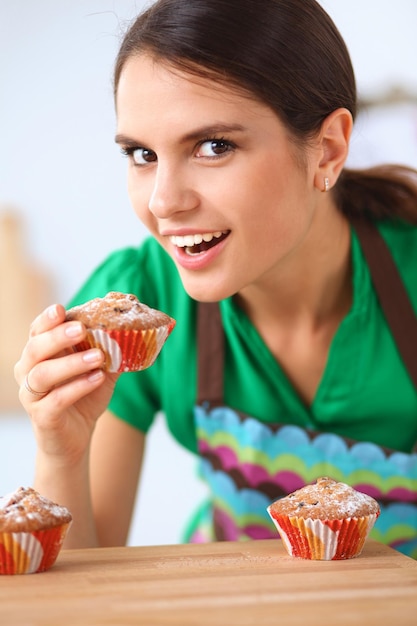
[169,230,229,255]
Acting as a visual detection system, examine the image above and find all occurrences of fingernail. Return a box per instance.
[82,349,102,364]
[47,304,59,320]
[65,322,83,338]
[88,370,105,383]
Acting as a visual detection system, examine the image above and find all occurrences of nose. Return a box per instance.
[148,162,199,219]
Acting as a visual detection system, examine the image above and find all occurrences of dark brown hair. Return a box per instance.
[114,0,417,223]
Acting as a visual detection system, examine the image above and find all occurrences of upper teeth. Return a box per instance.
[169,231,227,247]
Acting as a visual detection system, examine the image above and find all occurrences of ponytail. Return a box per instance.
[335,165,417,224]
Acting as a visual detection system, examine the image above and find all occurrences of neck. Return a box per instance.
[236,207,352,332]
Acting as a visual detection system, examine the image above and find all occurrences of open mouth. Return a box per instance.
[169,230,230,256]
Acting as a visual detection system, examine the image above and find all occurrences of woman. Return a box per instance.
[15,0,417,556]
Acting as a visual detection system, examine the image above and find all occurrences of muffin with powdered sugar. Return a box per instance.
[267,477,380,560]
[66,291,175,373]
[0,487,72,574]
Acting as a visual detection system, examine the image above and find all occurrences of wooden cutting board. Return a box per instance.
[0,209,53,411]
[0,539,416,625]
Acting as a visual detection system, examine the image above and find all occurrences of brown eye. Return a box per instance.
[132,147,157,164]
[197,139,234,158]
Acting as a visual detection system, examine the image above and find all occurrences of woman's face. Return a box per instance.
[116,55,321,302]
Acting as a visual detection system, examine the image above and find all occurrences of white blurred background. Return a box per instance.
[1,0,416,546]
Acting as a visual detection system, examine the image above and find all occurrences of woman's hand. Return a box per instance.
[14,303,118,466]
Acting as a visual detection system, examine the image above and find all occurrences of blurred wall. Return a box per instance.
[1,0,416,546]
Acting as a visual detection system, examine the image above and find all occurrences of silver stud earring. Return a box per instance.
[324,177,330,192]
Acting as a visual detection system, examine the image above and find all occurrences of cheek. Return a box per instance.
[239,163,314,248]
[127,173,153,225]
[127,187,160,242]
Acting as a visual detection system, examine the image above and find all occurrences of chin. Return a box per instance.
[181,278,235,303]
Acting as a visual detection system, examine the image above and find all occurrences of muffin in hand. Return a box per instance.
[0,487,72,574]
[66,291,176,373]
[267,477,380,560]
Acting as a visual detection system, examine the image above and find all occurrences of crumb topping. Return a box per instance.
[269,477,380,520]
[66,291,174,331]
[0,487,72,532]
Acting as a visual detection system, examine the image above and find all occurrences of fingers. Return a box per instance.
[24,373,49,399]
[20,365,107,420]
[22,347,104,397]
[15,304,84,384]
[14,303,106,409]
[16,303,68,385]
[28,303,65,338]
[21,354,108,413]
[13,305,119,468]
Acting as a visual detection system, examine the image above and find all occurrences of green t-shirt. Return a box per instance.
[68,220,417,455]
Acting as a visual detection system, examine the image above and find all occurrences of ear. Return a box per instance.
[313,108,353,192]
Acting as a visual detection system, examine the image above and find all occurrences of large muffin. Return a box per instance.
[66,291,176,372]
[0,487,72,574]
[267,477,380,560]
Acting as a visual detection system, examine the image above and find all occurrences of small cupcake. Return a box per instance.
[267,477,380,560]
[0,487,72,575]
[66,291,176,373]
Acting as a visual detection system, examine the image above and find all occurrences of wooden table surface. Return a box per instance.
[1,539,416,625]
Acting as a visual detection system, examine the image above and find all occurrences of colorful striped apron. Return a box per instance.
[193,219,417,558]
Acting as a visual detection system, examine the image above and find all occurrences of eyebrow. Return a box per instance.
[114,123,246,147]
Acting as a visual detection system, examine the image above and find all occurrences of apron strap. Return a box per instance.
[196,218,417,404]
[197,300,224,405]
[351,217,417,391]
